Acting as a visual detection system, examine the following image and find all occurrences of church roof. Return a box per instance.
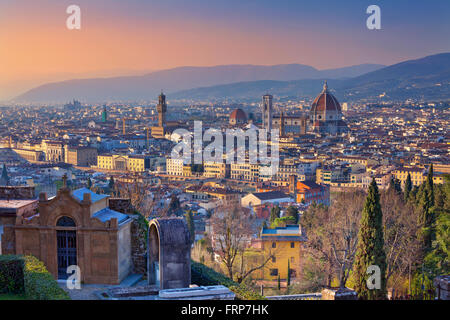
[230,108,247,121]
[72,188,109,203]
[310,81,342,114]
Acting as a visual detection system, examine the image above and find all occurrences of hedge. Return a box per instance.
[191,260,265,300]
[23,255,70,300]
[0,255,70,300]
[0,255,25,294]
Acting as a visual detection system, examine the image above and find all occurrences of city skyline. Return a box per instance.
[1,0,450,100]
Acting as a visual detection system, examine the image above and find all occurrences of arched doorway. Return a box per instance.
[56,216,77,280]
[148,224,160,287]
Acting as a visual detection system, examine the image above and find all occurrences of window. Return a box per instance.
[290,242,295,248]
[56,216,76,227]
[272,242,276,248]
[272,256,276,263]
[270,269,278,276]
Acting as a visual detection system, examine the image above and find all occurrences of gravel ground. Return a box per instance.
[58,282,113,300]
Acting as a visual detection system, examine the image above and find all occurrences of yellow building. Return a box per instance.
[260,225,305,281]
[392,167,444,187]
[97,154,148,172]
[203,162,230,178]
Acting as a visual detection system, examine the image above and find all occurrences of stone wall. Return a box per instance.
[0,186,35,200]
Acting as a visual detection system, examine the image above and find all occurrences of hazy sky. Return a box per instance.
[0,0,449,100]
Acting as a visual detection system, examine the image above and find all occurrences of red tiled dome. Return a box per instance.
[310,82,341,113]
[230,108,247,121]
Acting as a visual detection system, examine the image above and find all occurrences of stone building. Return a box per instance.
[64,146,98,167]
[1,182,133,284]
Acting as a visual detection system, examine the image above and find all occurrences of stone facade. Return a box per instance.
[2,187,132,285]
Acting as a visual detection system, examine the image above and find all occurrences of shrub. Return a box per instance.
[0,255,25,294]
[23,255,70,300]
[191,260,264,300]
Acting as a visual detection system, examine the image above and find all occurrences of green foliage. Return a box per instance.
[0,255,69,300]
[184,210,195,244]
[269,206,281,224]
[23,255,70,300]
[0,255,25,294]
[271,216,296,228]
[108,176,115,189]
[1,163,9,185]
[191,261,265,300]
[404,173,412,202]
[285,206,299,224]
[287,259,291,287]
[277,274,281,290]
[354,178,387,300]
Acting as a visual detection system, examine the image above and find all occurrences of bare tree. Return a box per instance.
[209,204,275,283]
[301,191,365,288]
[113,177,155,218]
[381,188,421,292]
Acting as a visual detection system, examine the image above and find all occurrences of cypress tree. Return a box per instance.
[417,166,436,262]
[404,173,412,202]
[354,178,387,300]
[287,259,291,286]
[184,210,195,245]
[270,206,281,225]
[108,176,115,189]
[285,206,299,224]
[1,164,9,185]
[87,177,92,189]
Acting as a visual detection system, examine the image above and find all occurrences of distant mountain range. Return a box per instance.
[13,53,450,104]
[14,63,384,104]
[171,53,450,102]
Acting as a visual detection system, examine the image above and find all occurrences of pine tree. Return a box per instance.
[1,164,9,185]
[270,206,281,225]
[354,178,387,300]
[287,259,291,287]
[184,210,195,245]
[87,177,92,189]
[285,206,299,224]
[417,166,436,262]
[404,173,412,202]
[108,176,115,189]
[277,274,281,290]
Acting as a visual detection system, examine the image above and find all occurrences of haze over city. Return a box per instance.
[1,0,450,101]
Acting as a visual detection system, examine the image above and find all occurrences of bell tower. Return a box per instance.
[157,91,167,128]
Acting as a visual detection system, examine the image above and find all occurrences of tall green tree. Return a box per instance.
[1,164,9,185]
[270,206,281,225]
[108,176,115,190]
[87,177,92,189]
[417,165,436,261]
[184,210,195,245]
[404,173,412,202]
[287,259,291,286]
[285,206,299,224]
[354,178,387,300]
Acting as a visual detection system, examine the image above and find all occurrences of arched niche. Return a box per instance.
[147,218,191,289]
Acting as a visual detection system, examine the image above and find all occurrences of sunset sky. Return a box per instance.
[1,0,449,100]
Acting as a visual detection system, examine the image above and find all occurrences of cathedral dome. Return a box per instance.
[229,108,247,125]
[310,81,342,115]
